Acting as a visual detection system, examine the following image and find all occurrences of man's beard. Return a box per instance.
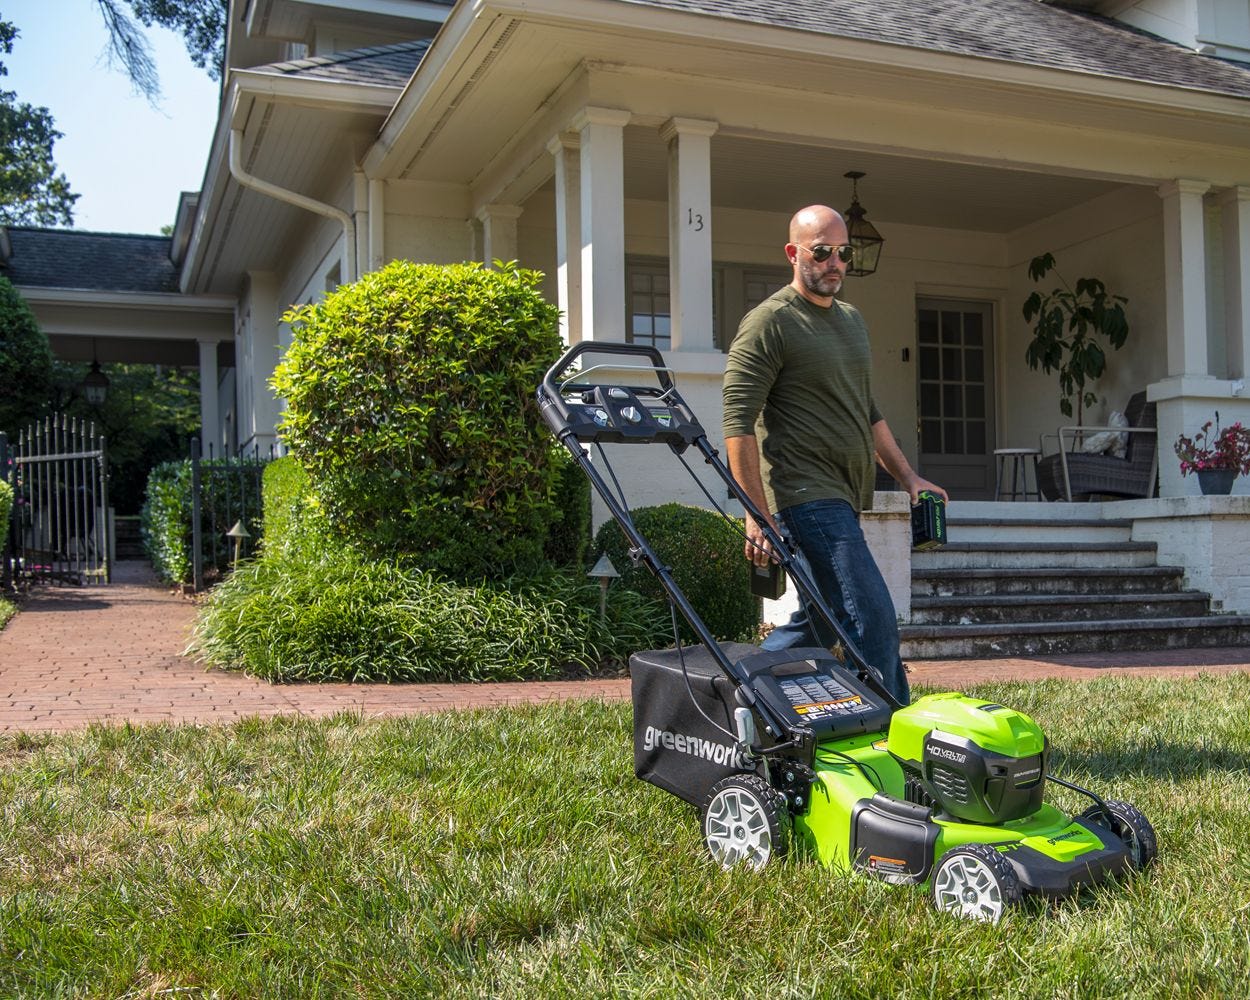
[798,258,842,298]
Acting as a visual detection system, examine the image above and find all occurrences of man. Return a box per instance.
[722,205,947,704]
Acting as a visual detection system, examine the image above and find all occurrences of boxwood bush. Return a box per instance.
[272,260,563,580]
[594,502,757,643]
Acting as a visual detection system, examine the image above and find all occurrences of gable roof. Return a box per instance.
[1,228,179,294]
[254,38,432,88]
[627,0,1250,98]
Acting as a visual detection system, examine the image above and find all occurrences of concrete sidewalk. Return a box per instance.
[3,561,1249,733]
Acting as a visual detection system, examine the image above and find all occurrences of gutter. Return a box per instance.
[228,127,357,281]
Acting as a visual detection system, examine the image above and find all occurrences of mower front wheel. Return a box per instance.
[702,774,789,871]
[930,842,1022,923]
[1080,799,1158,870]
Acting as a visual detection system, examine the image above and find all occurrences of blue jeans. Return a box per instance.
[762,499,910,705]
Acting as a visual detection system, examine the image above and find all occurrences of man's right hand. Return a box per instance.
[745,513,779,567]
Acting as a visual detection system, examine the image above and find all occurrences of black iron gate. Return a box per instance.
[1,416,111,586]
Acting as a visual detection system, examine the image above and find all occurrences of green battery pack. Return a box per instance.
[911,490,947,550]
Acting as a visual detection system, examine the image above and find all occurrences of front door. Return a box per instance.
[916,299,996,500]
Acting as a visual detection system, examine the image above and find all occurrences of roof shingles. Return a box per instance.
[2,228,179,294]
[628,0,1250,99]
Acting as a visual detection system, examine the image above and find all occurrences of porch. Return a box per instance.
[840,494,1250,659]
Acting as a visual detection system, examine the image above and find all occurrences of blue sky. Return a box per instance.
[5,1,220,234]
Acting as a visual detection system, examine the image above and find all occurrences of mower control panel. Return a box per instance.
[739,649,894,741]
[545,383,706,449]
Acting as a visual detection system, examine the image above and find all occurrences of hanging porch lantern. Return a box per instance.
[843,171,885,277]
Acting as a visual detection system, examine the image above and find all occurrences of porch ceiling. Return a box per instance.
[380,4,1250,231]
[621,130,1128,233]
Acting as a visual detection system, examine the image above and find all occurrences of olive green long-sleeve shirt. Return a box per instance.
[722,286,882,515]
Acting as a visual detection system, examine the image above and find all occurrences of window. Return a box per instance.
[628,265,671,350]
[626,258,789,351]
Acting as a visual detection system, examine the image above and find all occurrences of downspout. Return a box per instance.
[229,128,357,281]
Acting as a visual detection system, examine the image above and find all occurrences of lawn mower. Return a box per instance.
[537,341,1156,922]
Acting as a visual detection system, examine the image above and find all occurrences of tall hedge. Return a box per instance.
[272,261,563,580]
[260,456,337,561]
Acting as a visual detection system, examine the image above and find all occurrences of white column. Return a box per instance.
[1157,179,1212,377]
[547,131,582,345]
[368,178,386,272]
[574,106,631,342]
[198,339,220,457]
[245,272,282,453]
[1219,186,1250,381]
[478,204,523,266]
[660,117,718,353]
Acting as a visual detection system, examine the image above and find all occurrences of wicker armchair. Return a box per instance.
[1036,391,1158,501]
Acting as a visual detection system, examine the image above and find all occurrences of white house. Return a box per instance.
[9,0,1250,633]
[166,0,1250,496]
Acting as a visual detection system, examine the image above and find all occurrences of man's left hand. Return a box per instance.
[905,475,948,505]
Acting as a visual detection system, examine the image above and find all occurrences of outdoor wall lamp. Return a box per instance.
[843,171,885,276]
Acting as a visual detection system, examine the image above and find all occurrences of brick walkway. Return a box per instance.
[2,561,1249,733]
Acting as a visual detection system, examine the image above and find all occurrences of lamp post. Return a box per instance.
[587,553,620,620]
[226,520,251,568]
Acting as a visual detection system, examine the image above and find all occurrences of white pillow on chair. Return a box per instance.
[1081,410,1129,458]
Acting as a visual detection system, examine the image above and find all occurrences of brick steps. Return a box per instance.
[901,512,1250,659]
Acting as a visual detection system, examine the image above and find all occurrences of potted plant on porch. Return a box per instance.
[1174,412,1250,495]
[1022,253,1130,423]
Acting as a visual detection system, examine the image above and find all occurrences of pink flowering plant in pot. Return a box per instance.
[1174,411,1250,476]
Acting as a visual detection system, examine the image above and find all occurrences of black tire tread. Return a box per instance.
[931,841,1023,921]
[701,773,790,868]
[1080,798,1158,870]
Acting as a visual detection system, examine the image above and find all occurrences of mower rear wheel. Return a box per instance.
[1079,799,1158,870]
[930,842,1022,923]
[702,774,789,871]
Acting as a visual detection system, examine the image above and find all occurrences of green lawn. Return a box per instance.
[3,673,1250,998]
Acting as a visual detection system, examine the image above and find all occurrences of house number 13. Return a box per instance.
[687,209,704,232]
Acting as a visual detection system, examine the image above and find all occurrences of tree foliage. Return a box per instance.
[0,275,53,436]
[41,361,201,514]
[1022,252,1129,423]
[94,0,227,102]
[272,260,564,581]
[0,21,77,227]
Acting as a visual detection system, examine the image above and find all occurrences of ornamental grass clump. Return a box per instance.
[1174,411,1250,476]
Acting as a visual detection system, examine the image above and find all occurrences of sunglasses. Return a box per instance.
[795,243,855,264]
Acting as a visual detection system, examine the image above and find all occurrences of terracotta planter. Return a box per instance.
[1196,468,1237,495]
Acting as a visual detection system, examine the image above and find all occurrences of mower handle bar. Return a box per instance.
[542,341,674,398]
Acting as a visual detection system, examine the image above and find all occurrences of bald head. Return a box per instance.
[789,205,844,245]
[785,205,850,305]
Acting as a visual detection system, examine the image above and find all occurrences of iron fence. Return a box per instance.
[1,416,110,587]
[189,438,277,591]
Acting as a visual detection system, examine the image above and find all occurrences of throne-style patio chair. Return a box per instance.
[1036,391,1158,502]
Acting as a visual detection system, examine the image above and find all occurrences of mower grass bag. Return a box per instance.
[537,341,1158,923]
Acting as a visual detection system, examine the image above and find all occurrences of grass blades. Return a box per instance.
[2,673,1250,997]
[189,550,668,683]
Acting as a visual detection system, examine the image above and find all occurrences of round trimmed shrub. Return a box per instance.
[272,260,562,580]
[594,503,757,643]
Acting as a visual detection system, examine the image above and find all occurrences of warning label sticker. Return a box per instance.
[777,675,872,722]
